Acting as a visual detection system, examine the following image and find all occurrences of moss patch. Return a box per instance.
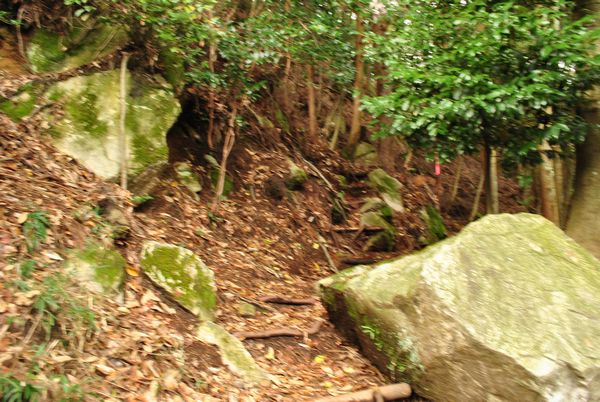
[67,243,125,295]
[0,83,43,121]
[141,241,216,321]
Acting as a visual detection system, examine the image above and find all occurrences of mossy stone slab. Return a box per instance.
[318,213,600,402]
[43,71,180,179]
[196,321,268,386]
[66,243,125,296]
[140,241,216,321]
[27,23,128,73]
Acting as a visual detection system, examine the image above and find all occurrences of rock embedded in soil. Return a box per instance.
[140,241,216,321]
[368,168,404,213]
[318,213,600,402]
[66,243,126,296]
[196,321,268,386]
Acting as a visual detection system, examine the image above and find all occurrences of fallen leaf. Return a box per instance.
[43,251,63,261]
[265,347,275,360]
[314,355,326,364]
[126,265,140,277]
[95,364,116,376]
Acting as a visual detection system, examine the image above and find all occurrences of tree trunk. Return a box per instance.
[306,64,318,142]
[347,13,364,151]
[566,0,600,258]
[211,104,238,213]
[483,142,499,214]
[537,142,561,226]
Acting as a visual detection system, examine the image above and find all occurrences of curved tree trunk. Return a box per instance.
[347,13,364,151]
[567,0,600,258]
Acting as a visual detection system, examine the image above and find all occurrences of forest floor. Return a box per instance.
[0,52,527,400]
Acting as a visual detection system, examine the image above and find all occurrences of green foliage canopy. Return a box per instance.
[364,0,600,163]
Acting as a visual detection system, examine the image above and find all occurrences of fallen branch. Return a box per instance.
[313,383,412,402]
[258,296,317,305]
[235,319,323,340]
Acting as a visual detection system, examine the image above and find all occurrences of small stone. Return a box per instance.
[237,302,257,318]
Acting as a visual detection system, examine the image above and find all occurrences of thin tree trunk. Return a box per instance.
[470,172,485,221]
[282,55,292,115]
[450,156,464,203]
[306,64,318,142]
[483,142,499,214]
[347,13,364,150]
[207,42,217,150]
[211,104,238,213]
[119,53,130,190]
[490,148,499,213]
[537,141,560,224]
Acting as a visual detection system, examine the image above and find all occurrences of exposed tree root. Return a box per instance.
[235,319,323,340]
[258,296,318,305]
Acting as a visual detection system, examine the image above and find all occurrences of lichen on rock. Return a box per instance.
[140,241,216,321]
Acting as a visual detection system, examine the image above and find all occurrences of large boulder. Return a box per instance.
[140,242,216,321]
[318,213,600,402]
[44,71,180,179]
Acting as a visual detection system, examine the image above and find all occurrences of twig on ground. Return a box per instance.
[318,235,338,272]
[235,319,323,340]
[313,383,412,402]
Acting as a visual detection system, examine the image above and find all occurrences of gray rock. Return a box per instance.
[318,213,600,402]
[368,168,404,212]
[140,242,216,321]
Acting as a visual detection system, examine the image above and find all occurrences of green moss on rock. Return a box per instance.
[0,83,43,121]
[141,241,216,321]
[67,243,125,295]
[43,71,179,179]
[27,23,128,73]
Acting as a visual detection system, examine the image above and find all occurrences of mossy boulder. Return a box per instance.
[140,242,216,321]
[318,213,600,402]
[197,321,268,386]
[43,71,180,179]
[368,168,404,213]
[27,22,128,73]
[66,243,125,296]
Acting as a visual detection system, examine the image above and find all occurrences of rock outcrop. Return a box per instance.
[318,213,600,402]
[44,71,180,179]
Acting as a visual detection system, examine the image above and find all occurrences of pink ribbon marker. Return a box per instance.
[434,154,441,176]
